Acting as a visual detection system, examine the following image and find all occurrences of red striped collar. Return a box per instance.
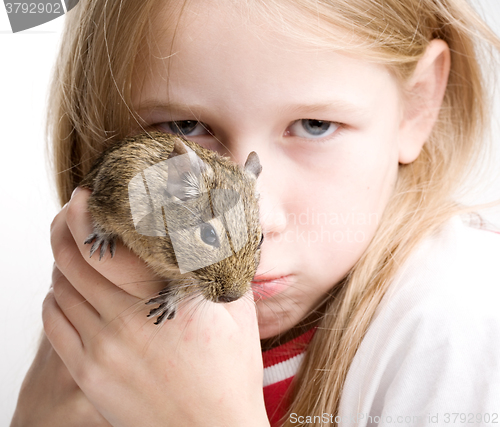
[263,327,317,385]
[262,327,317,426]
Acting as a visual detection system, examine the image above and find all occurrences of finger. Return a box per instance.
[51,207,141,323]
[37,332,81,391]
[223,290,259,330]
[42,289,84,367]
[52,265,103,339]
[66,188,166,298]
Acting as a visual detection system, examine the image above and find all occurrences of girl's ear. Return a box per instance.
[398,39,451,164]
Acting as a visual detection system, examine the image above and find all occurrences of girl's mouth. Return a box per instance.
[251,275,291,300]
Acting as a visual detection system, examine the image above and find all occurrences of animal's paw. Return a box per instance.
[145,287,178,324]
[84,227,117,261]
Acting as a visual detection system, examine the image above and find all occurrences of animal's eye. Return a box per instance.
[200,223,220,248]
[162,120,210,137]
[287,119,339,139]
[257,233,264,249]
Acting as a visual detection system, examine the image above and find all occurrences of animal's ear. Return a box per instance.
[165,138,211,200]
[168,137,189,158]
[244,152,262,179]
[167,138,209,176]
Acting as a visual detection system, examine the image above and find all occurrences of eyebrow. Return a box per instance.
[134,101,204,116]
[134,99,368,118]
[278,100,368,117]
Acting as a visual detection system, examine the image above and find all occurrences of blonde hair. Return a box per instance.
[47,0,500,425]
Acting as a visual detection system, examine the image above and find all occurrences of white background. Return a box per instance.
[1,1,500,424]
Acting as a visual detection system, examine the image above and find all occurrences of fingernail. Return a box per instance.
[71,186,82,200]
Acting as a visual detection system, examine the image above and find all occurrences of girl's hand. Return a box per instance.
[43,188,270,427]
[10,288,111,427]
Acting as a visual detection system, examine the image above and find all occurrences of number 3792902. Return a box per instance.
[5,3,62,14]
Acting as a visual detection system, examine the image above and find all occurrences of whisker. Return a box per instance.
[173,291,206,354]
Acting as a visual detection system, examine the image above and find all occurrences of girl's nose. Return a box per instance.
[254,163,288,236]
[259,197,288,235]
[229,141,288,236]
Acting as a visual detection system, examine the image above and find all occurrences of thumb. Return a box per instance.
[222,290,259,333]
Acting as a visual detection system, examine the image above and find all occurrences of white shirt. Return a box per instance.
[338,215,500,427]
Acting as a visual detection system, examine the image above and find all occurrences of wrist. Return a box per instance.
[226,409,271,427]
[10,408,33,427]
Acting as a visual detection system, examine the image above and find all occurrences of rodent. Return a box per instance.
[79,131,263,324]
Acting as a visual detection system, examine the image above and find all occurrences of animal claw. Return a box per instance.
[146,287,178,324]
[84,228,117,260]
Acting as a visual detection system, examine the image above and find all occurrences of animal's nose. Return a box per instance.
[217,294,239,303]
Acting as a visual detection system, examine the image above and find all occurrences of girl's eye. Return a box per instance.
[160,120,210,137]
[287,119,339,139]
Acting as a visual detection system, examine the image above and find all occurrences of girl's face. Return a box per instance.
[132,0,404,339]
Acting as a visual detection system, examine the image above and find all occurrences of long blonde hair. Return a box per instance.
[47,0,500,425]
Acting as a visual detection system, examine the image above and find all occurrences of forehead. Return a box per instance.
[132,0,398,115]
[144,0,363,66]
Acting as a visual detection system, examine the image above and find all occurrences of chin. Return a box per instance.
[256,304,299,340]
[258,323,282,340]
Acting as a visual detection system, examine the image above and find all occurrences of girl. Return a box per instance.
[11,0,500,426]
